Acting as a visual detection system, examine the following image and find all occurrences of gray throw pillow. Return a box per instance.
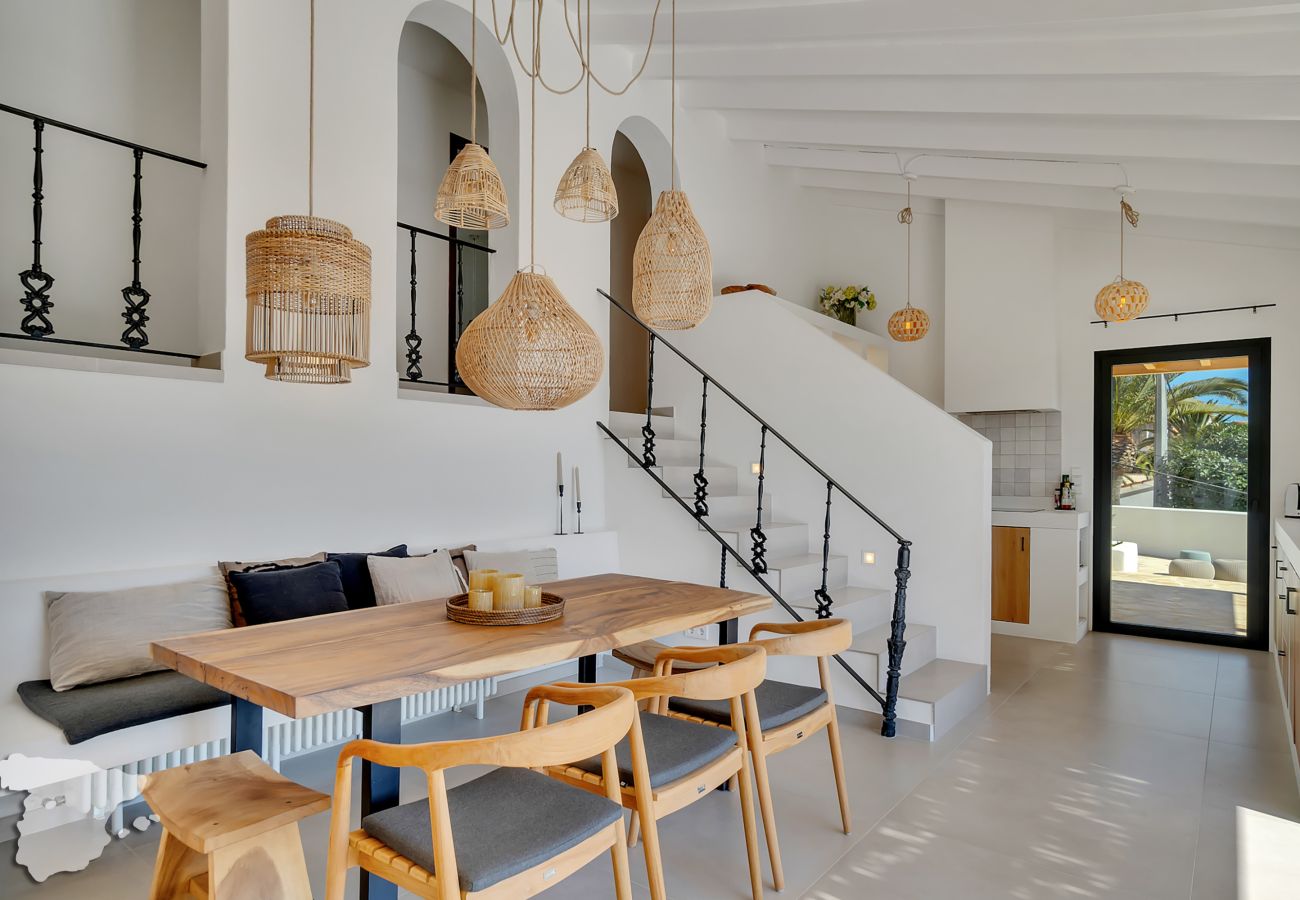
[47,577,233,691]
[463,548,559,584]
[368,552,463,606]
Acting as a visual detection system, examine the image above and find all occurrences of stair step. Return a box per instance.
[765,552,848,598]
[846,622,937,685]
[701,493,775,523]
[704,520,808,559]
[608,411,675,441]
[889,659,988,740]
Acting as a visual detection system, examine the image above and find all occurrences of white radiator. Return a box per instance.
[93,677,497,838]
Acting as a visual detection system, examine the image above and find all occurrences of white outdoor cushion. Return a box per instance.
[463,548,559,584]
[368,552,463,606]
[46,578,232,692]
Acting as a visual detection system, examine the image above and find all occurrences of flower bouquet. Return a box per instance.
[818,284,876,326]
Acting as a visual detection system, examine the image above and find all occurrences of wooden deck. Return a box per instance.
[1111,555,1247,636]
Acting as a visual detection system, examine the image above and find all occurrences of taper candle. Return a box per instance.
[556,451,564,489]
[574,466,581,502]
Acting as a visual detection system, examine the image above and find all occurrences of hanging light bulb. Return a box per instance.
[888,175,929,343]
[435,0,510,230]
[1095,189,1148,323]
[632,0,712,330]
[554,0,618,222]
[245,0,371,384]
[456,0,603,410]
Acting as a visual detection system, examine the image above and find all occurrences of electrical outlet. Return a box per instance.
[684,626,711,640]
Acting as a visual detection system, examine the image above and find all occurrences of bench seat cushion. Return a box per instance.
[670,679,827,732]
[17,671,230,745]
[361,767,622,893]
[570,710,737,788]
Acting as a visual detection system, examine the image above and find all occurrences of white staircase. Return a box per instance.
[605,410,987,741]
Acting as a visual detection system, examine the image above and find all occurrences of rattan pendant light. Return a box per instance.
[1095,190,1148,323]
[435,0,510,230]
[888,176,929,342]
[455,0,603,410]
[245,0,371,384]
[631,0,712,330]
[554,0,618,222]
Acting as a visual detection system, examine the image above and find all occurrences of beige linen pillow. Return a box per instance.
[463,548,559,584]
[47,577,233,691]
[368,552,463,606]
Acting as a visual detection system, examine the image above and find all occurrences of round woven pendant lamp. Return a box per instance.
[455,270,603,409]
[888,304,930,342]
[554,147,618,222]
[1095,193,1148,323]
[246,215,372,383]
[632,189,712,329]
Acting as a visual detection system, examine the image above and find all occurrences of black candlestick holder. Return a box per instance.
[575,500,583,534]
[555,484,567,535]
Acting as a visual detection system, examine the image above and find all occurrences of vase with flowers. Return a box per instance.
[818,284,876,326]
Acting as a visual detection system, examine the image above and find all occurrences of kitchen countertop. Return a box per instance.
[992,507,1090,530]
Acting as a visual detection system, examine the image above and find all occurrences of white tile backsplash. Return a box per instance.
[959,410,1065,498]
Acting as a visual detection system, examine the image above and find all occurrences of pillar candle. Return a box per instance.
[467,589,493,612]
[524,585,543,609]
[468,569,498,592]
[494,573,525,611]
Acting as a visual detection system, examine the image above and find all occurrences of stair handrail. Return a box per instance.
[598,289,914,738]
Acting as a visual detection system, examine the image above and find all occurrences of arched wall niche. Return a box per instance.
[611,114,674,202]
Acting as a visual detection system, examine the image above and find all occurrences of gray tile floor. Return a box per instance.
[4,632,1298,898]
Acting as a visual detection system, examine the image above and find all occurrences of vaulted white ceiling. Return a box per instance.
[591,0,1300,227]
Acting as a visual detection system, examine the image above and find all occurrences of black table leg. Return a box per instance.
[230,697,263,755]
[719,618,739,645]
[576,653,598,713]
[360,699,402,900]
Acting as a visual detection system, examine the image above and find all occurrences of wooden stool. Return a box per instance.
[142,750,330,900]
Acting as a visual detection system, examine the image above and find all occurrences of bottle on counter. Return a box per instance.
[1058,475,1074,510]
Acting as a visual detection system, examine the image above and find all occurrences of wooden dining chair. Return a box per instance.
[662,619,855,893]
[538,643,768,900]
[325,683,637,900]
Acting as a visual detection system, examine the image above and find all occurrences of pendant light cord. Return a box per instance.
[530,0,538,267]
[471,0,478,144]
[584,0,591,148]
[1119,199,1124,279]
[906,180,911,307]
[670,0,676,190]
[308,0,315,217]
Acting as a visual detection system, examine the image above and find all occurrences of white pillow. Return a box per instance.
[463,548,559,584]
[368,552,463,606]
[47,577,233,691]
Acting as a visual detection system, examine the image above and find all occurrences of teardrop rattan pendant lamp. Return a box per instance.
[554,0,618,222]
[455,0,603,410]
[245,0,371,384]
[631,0,712,330]
[1095,190,1148,323]
[888,175,930,343]
[435,0,510,230]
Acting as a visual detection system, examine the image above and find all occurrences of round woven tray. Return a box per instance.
[445,592,565,626]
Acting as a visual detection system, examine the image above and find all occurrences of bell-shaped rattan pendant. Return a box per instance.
[435,143,510,230]
[245,215,372,383]
[455,270,603,410]
[632,190,712,330]
[554,147,618,223]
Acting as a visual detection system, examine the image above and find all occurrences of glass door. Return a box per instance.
[1093,339,1270,649]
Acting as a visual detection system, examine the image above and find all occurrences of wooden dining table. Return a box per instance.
[152,572,769,900]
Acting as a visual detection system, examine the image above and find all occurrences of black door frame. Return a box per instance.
[1092,337,1271,650]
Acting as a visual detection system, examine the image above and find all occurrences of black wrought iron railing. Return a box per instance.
[598,289,914,737]
[397,221,495,391]
[1,103,207,360]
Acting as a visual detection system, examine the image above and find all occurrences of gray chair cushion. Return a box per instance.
[17,671,230,745]
[670,680,827,732]
[570,711,737,789]
[361,767,622,893]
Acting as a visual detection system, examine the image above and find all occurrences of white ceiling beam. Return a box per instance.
[723,110,1300,167]
[682,75,1300,121]
[763,146,1300,200]
[796,170,1300,228]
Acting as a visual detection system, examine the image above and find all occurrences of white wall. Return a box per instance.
[0,0,206,354]
[1113,506,1248,562]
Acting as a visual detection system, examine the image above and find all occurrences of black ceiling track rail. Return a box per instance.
[1091,303,1277,327]
[597,288,914,738]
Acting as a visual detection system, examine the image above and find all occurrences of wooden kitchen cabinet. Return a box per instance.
[992,526,1031,624]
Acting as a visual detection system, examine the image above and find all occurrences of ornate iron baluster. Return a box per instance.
[641,334,657,466]
[693,376,710,517]
[719,542,728,589]
[451,242,465,388]
[404,230,423,380]
[813,481,834,618]
[119,148,150,348]
[881,541,912,737]
[750,425,768,573]
[18,119,55,337]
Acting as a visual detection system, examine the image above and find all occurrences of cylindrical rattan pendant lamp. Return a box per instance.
[245,0,371,384]
[1095,189,1148,323]
[455,0,603,410]
[631,0,712,330]
[435,0,510,230]
[554,0,618,222]
[888,176,930,343]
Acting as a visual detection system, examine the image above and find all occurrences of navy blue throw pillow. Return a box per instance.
[227,560,349,625]
[327,544,409,609]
